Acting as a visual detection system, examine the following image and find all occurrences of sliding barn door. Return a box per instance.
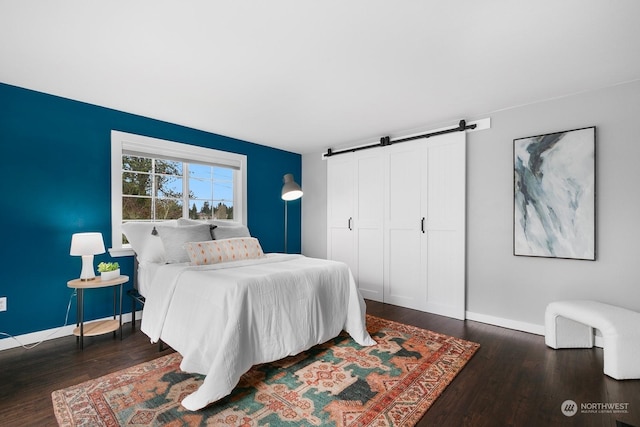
[327,152,384,301]
[327,153,356,275]
[384,132,466,319]
[423,132,466,319]
[384,141,427,310]
[327,130,466,318]
[354,152,384,301]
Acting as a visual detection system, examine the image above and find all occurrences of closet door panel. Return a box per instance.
[387,148,422,224]
[356,154,382,227]
[426,136,465,229]
[424,132,466,319]
[327,154,356,277]
[386,229,424,310]
[425,230,465,318]
[384,145,426,310]
[357,228,383,301]
[356,153,384,301]
[327,154,354,229]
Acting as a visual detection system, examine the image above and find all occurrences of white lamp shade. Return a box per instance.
[70,232,106,255]
[281,173,303,201]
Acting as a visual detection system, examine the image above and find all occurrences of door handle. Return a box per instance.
[421,217,425,233]
[348,217,353,231]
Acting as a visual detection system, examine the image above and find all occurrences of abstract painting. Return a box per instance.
[514,126,595,260]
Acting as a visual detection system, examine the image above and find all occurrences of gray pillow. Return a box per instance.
[177,218,251,240]
[212,224,251,240]
[155,223,214,263]
[176,218,217,238]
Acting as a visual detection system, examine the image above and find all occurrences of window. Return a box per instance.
[110,131,247,256]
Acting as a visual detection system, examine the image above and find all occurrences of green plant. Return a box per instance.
[97,262,120,272]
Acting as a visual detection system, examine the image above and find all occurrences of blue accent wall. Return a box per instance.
[0,82,301,338]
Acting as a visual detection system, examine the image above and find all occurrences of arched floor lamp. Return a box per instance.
[281,173,303,253]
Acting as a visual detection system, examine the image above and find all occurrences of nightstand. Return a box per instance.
[67,275,128,349]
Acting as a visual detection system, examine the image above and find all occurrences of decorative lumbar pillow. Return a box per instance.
[155,223,214,263]
[122,220,178,263]
[185,237,265,265]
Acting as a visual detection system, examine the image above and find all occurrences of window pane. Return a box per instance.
[156,175,183,198]
[213,202,233,219]
[215,167,234,219]
[188,200,214,220]
[214,167,233,201]
[189,163,212,179]
[123,155,152,173]
[186,164,235,220]
[214,167,233,180]
[189,177,212,200]
[155,159,182,175]
[213,180,233,203]
[123,196,151,220]
[156,198,183,220]
[123,171,152,196]
[188,201,202,219]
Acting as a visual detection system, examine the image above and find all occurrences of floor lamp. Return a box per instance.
[281,173,303,253]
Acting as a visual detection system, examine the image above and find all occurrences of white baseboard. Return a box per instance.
[466,310,546,335]
[0,310,143,351]
[465,310,604,348]
[4,309,603,351]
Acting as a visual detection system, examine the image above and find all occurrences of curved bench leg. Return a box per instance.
[546,315,594,349]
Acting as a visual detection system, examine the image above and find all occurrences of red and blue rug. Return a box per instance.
[52,315,479,426]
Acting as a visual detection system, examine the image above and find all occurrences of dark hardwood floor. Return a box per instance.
[1,301,639,426]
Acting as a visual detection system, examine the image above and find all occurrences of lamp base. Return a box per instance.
[79,255,96,281]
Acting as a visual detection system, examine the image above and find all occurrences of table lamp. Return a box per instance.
[70,232,106,280]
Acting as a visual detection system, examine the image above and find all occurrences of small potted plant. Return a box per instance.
[97,262,120,281]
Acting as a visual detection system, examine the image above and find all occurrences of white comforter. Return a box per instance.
[140,254,375,411]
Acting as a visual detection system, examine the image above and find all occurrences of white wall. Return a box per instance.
[302,80,640,333]
[301,152,328,259]
[466,80,640,331]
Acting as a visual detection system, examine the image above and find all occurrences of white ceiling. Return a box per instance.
[2,1,640,154]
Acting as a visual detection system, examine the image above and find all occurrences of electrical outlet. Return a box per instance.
[0,297,6,312]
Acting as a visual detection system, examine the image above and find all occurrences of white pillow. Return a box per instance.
[122,221,177,263]
[155,223,214,263]
[185,237,265,265]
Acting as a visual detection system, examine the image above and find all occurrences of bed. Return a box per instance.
[122,220,375,411]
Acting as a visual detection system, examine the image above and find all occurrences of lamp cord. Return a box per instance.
[0,289,77,350]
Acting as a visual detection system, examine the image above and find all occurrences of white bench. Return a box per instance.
[545,300,640,380]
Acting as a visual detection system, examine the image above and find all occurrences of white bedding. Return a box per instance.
[135,261,162,297]
[140,253,375,411]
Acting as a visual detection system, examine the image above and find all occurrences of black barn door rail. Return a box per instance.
[324,119,476,158]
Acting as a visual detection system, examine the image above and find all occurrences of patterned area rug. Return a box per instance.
[52,315,479,426]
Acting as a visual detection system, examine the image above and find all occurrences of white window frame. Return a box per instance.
[109,130,247,256]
